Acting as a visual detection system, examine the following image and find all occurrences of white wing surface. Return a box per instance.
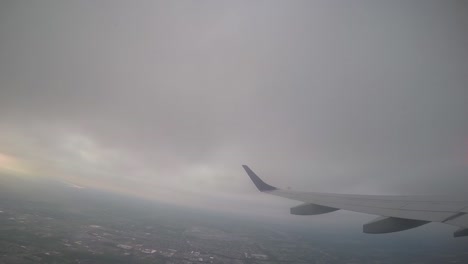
[243,165,468,237]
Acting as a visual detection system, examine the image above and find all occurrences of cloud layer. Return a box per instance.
[0,1,467,220]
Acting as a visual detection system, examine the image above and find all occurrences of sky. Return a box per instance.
[0,0,467,225]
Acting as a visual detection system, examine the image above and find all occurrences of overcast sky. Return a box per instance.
[0,1,467,224]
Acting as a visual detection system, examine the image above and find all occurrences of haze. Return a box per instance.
[0,0,467,227]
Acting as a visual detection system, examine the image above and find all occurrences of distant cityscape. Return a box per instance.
[0,206,327,264]
[1,178,467,264]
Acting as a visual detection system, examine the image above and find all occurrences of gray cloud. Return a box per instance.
[0,0,467,220]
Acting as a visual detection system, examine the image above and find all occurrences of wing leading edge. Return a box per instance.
[243,165,468,237]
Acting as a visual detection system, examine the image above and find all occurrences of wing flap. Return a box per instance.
[444,213,468,228]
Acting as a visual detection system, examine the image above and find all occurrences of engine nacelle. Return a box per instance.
[290,203,339,215]
[454,227,468,238]
[363,216,429,234]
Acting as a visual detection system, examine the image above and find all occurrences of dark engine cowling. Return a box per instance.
[290,203,339,215]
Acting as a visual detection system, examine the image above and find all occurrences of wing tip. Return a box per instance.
[243,165,277,192]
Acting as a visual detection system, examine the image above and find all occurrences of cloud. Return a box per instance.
[0,0,467,219]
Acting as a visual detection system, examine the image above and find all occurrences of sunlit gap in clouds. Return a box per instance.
[0,152,32,176]
[0,131,249,213]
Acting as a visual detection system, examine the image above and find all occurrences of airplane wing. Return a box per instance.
[243,165,468,237]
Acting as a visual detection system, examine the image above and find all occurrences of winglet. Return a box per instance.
[242,165,277,192]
